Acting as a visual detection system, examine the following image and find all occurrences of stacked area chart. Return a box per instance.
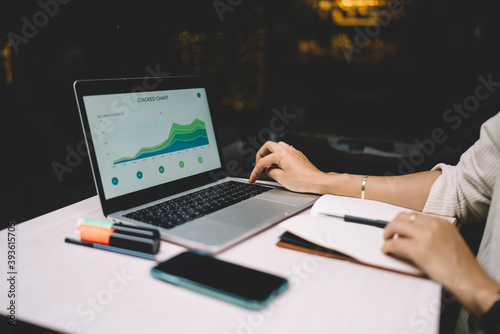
[113,119,209,165]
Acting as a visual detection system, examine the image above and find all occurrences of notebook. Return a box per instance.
[278,195,456,276]
[73,75,318,254]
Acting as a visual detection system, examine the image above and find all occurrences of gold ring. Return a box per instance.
[409,214,417,224]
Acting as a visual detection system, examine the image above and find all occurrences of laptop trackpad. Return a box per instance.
[208,197,295,227]
[169,198,294,247]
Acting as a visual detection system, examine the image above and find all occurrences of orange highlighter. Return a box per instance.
[75,224,159,254]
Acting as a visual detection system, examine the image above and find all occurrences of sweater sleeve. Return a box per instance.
[422,112,500,223]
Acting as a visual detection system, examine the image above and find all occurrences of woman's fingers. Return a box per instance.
[382,212,434,265]
[250,141,294,183]
[255,141,286,163]
[383,212,423,240]
[249,140,325,193]
[381,236,417,261]
[249,153,278,183]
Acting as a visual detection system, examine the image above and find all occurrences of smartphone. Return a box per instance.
[151,251,288,310]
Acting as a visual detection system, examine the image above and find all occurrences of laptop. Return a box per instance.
[74,75,318,254]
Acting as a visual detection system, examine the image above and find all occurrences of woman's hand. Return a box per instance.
[382,212,500,317]
[248,141,331,193]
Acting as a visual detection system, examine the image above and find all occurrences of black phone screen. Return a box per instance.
[153,251,288,302]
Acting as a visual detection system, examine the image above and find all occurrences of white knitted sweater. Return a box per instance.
[422,111,500,333]
[423,112,500,224]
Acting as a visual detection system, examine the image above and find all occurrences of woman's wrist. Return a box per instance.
[474,281,500,317]
[479,299,500,334]
[314,173,358,196]
[462,279,500,333]
[309,171,333,194]
[455,270,500,317]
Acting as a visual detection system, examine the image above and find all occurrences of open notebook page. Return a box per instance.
[281,215,423,276]
[310,194,455,224]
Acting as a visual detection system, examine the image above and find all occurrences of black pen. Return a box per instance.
[319,213,388,228]
[65,237,157,261]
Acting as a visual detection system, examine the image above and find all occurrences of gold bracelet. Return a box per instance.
[361,175,368,200]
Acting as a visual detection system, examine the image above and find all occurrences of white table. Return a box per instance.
[0,196,441,333]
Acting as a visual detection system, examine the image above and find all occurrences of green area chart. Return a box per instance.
[113,119,209,164]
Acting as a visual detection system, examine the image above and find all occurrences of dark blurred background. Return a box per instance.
[2,0,500,226]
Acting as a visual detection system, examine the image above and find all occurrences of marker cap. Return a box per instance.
[76,224,159,254]
[78,218,160,240]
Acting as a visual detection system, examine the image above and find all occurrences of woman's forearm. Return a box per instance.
[316,170,442,211]
[249,141,442,211]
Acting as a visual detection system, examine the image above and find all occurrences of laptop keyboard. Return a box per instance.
[124,181,272,229]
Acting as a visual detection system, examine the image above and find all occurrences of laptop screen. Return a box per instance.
[82,87,222,200]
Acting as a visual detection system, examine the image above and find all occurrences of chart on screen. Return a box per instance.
[83,88,221,199]
[113,118,209,165]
